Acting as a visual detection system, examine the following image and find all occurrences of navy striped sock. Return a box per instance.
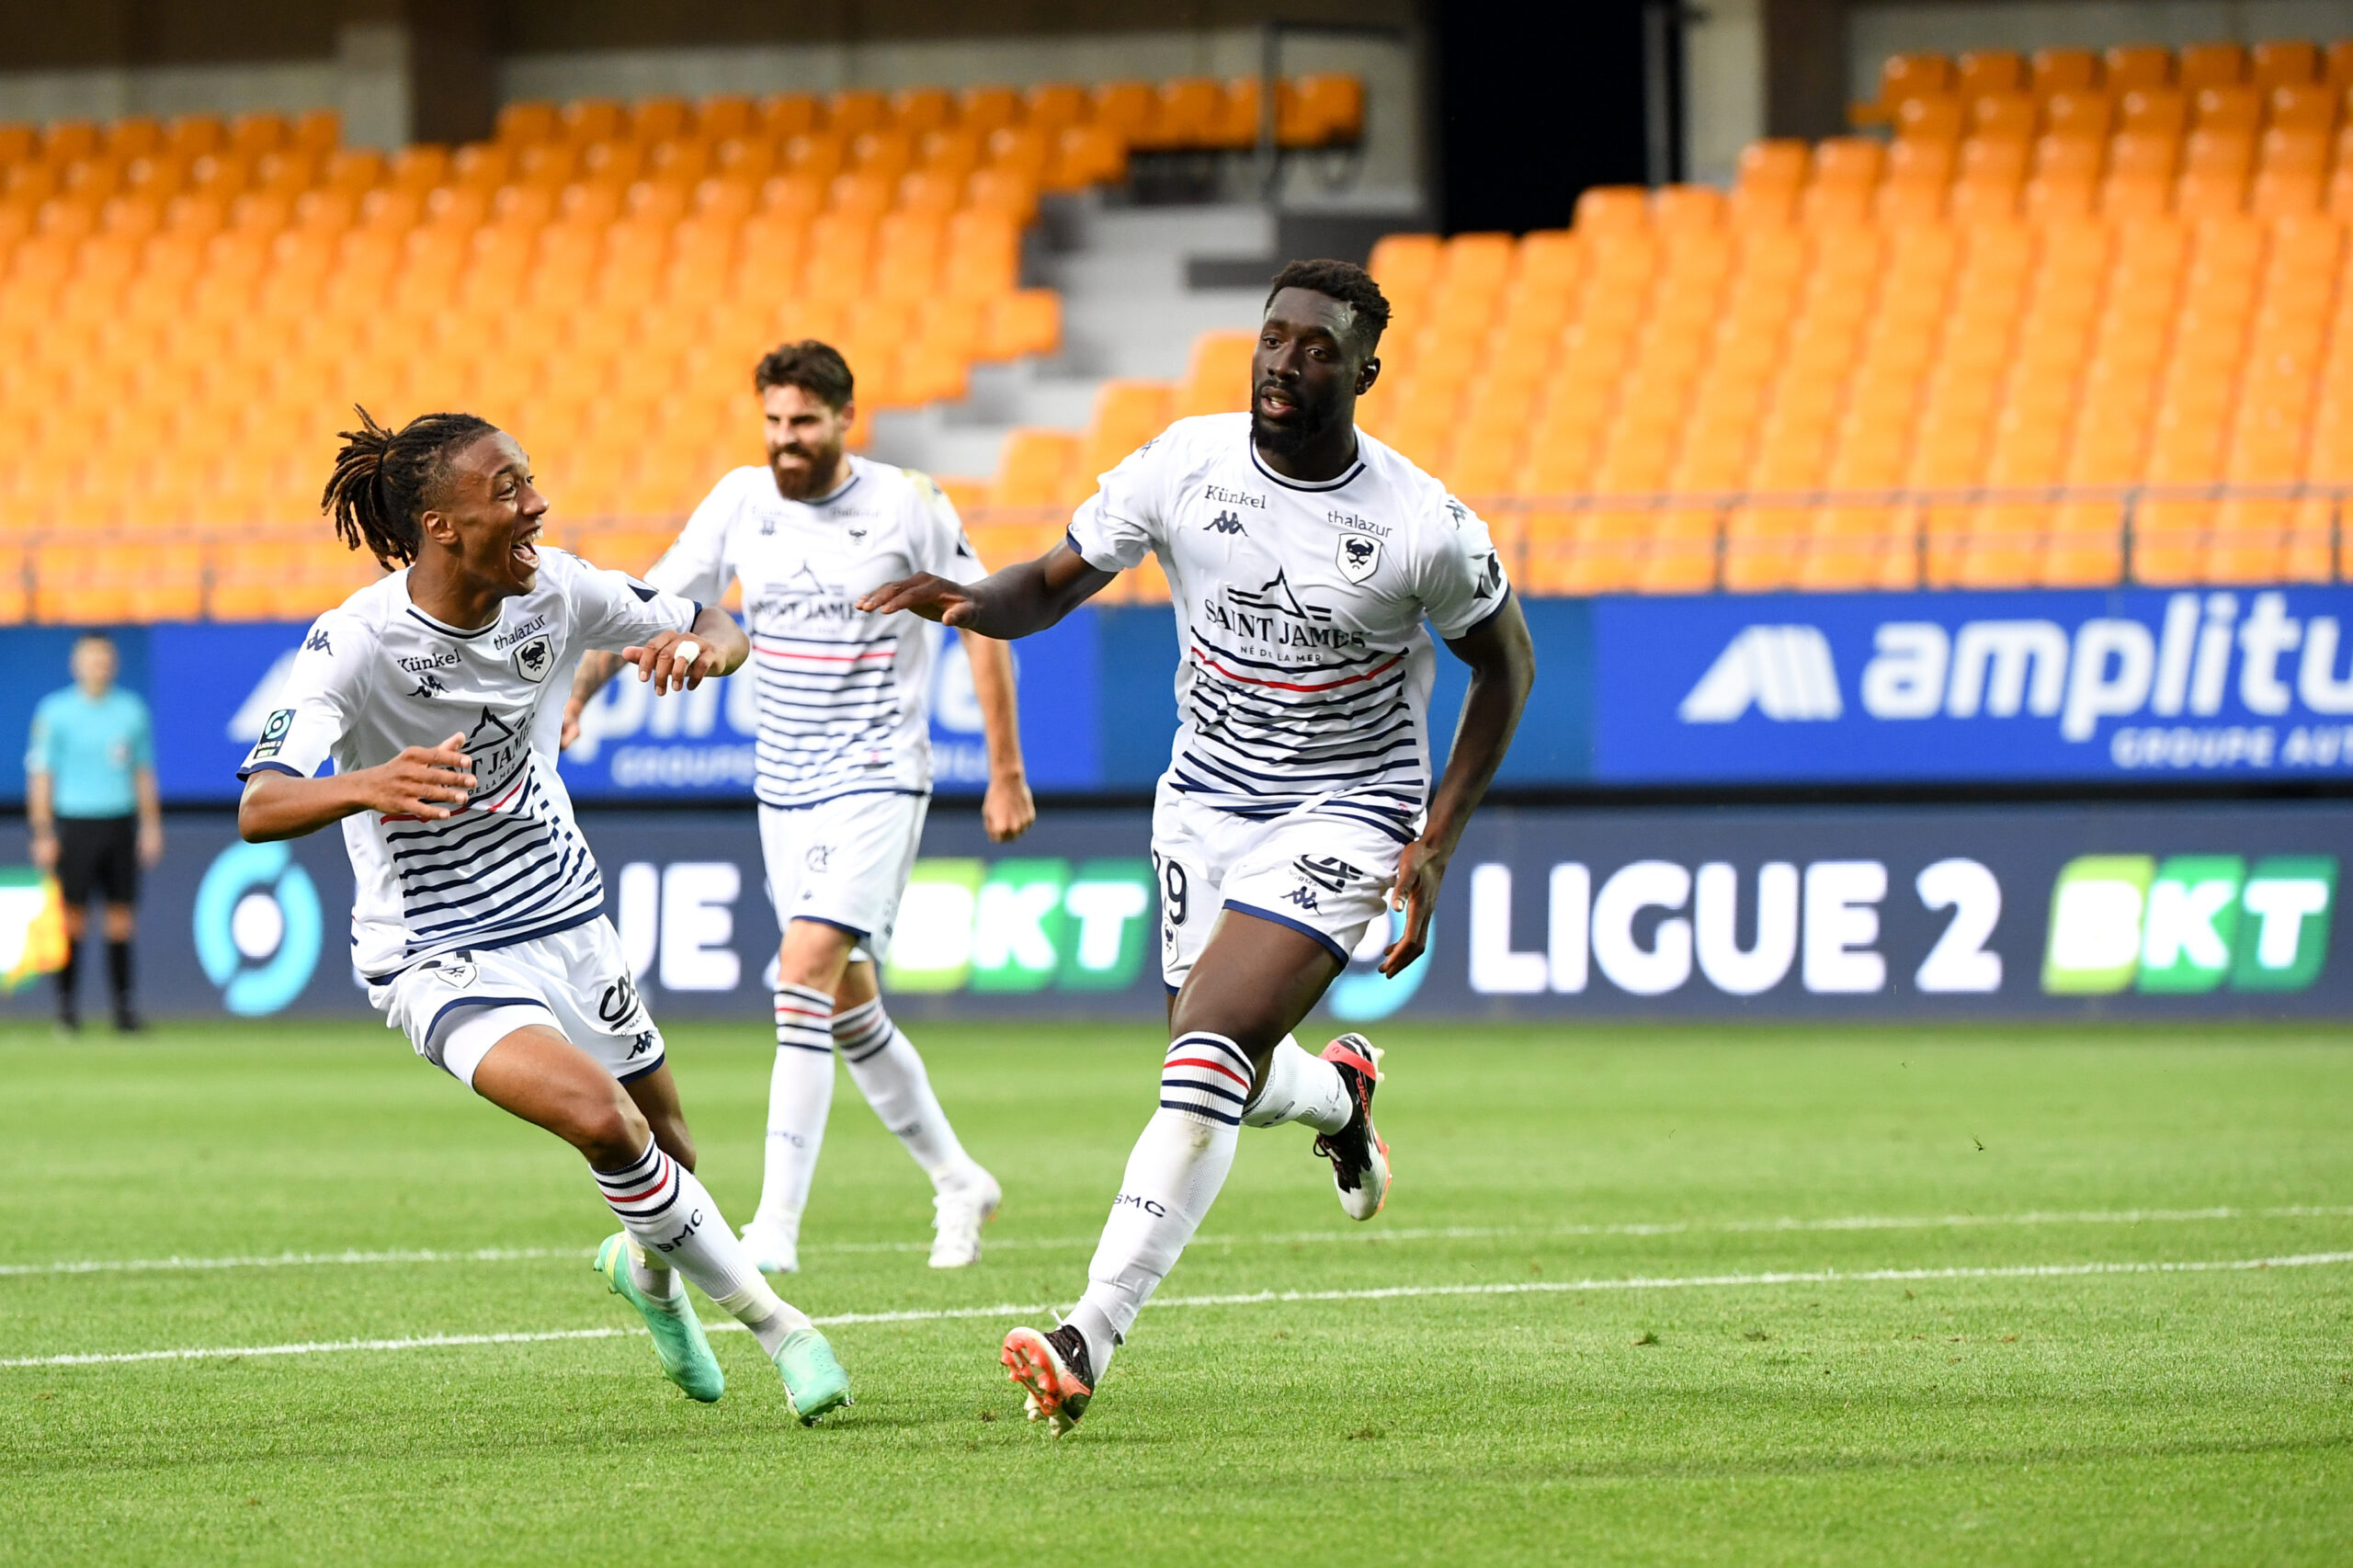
[832,996,894,1063]
[1159,1032,1253,1127]
[774,985,835,1055]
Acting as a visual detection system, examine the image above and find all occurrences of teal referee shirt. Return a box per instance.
[26,687,153,819]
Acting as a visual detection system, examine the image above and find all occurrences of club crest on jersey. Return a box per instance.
[425,955,478,989]
[1336,533,1382,583]
[511,633,554,683]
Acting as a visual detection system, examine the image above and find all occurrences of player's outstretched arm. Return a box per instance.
[620,606,749,697]
[1381,597,1536,977]
[238,734,477,843]
[858,540,1114,639]
[960,628,1037,842]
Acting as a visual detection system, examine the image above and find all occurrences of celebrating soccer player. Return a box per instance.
[563,341,1032,1275]
[236,409,851,1425]
[860,260,1536,1433]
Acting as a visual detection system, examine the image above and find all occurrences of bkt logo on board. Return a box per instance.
[1597,587,2353,782]
[2042,854,2336,994]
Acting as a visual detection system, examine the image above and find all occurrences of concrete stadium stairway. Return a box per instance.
[867,194,1276,482]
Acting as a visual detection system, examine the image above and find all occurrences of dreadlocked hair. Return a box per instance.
[321,406,499,568]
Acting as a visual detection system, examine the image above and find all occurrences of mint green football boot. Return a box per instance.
[773,1327,851,1425]
[595,1233,724,1403]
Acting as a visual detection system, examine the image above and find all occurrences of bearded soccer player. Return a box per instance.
[564,341,1033,1274]
[239,409,850,1423]
[861,259,1535,1433]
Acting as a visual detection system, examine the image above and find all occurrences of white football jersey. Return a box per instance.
[1067,414,1509,842]
[236,549,700,981]
[645,454,987,809]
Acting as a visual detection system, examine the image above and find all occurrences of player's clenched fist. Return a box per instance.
[357,733,475,820]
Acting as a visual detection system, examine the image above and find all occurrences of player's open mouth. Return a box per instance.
[1256,386,1299,419]
[511,530,540,569]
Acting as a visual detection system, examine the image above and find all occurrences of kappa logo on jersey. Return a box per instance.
[1205,510,1249,535]
[1285,884,1322,911]
[627,1029,658,1058]
[1337,533,1381,583]
[1444,495,1472,528]
[251,708,294,759]
[302,625,333,654]
[511,633,554,684]
[408,672,449,699]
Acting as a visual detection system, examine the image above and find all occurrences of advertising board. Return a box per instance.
[1,801,2343,1027]
[1595,586,2353,783]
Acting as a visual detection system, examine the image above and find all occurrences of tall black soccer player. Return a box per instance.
[861,260,1536,1432]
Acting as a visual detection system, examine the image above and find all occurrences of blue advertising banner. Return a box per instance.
[138,611,1108,805]
[1594,586,2353,783]
[34,586,2353,805]
[5,801,2346,1024]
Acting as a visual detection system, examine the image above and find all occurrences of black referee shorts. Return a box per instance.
[55,815,140,909]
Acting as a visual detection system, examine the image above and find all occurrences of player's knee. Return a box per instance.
[776,919,856,991]
[574,1090,653,1165]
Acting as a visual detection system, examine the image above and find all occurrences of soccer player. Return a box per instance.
[237,409,851,1424]
[26,633,164,1032]
[861,259,1535,1434]
[563,341,1032,1275]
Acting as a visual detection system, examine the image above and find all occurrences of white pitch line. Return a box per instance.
[4,1250,2349,1369]
[6,1204,2349,1279]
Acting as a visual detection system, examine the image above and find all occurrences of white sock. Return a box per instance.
[1066,1031,1247,1378]
[1240,1033,1351,1132]
[756,984,836,1231]
[835,996,982,1190]
[591,1140,813,1353]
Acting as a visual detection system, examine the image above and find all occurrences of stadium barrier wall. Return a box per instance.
[0,800,2345,1023]
[11,585,2353,806]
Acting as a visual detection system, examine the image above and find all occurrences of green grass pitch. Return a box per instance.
[1,1017,2349,1565]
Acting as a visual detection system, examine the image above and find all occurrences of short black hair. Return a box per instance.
[1265,258,1392,352]
[756,339,855,409]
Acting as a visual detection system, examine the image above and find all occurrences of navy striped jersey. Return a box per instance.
[1065,414,1509,841]
[235,549,699,980]
[644,455,987,809]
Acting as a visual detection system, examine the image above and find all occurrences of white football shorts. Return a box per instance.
[758,790,930,964]
[370,917,665,1090]
[1150,786,1406,991]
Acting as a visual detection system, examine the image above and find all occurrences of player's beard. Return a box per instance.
[768,438,845,500]
[1250,400,1337,458]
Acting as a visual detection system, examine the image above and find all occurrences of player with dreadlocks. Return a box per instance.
[236,408,852,1424]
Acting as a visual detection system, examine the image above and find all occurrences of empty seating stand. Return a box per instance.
[957,36,2353,598]
[0,74,1362,623]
